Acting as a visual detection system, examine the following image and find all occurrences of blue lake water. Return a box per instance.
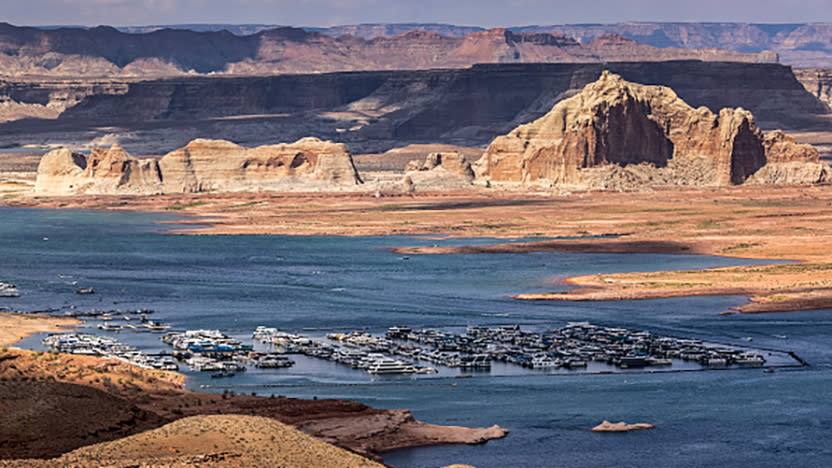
[2,207,831,468]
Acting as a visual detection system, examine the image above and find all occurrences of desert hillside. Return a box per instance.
[2,414,384,468]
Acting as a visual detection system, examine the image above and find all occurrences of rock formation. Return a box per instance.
[401,152,475,191]
[35,137,362,195]
[158,137,362,193]
[34,144,162,195]
[4,62,824,153]
[478,71,826,189]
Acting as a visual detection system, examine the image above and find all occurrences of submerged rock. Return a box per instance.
[591,420,655,432]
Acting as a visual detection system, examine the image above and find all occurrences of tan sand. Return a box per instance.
[0,312,79,347]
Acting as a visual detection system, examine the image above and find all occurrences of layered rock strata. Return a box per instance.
[158,138,362,193]
[0,24,768,78]
[478,71,826,189]
[34,144,162,195]
[35,137,362,195]
[794,68,832,109]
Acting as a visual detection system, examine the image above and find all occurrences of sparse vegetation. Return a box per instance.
[165,201,208,211]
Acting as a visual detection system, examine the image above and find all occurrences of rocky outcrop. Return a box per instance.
[591,421,655,432]
[34,145,162,195]
[296,408,507,454]
[747,132,829,185]
[402,152,475,192]
[35,138,362,195]
[478,72,826,189]
[158,137,361,193]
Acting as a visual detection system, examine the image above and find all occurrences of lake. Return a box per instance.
[2,207,831,468]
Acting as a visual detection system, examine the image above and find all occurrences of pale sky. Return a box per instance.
[2,0,831,27]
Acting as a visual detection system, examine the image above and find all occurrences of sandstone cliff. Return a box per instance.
[35,138,362,195]
[478,71,825,188]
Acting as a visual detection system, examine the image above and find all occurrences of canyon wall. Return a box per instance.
[2,62,825,154]
[0,23,769,78]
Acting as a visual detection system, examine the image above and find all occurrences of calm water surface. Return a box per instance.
[2,207,830,468]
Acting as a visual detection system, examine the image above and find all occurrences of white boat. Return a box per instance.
[366,357,415,374]
[564,359,588,368]
[411,364,438,374]
[705,357,728,366]
[735,353,765,365]
[531,355,560,369]
[358,353,386,369]
[143,321,171,331]
[0,282,19,298]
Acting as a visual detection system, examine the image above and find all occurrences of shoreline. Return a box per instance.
[5,185,832,314]
[0,312,80,347]
[0,312,507,463]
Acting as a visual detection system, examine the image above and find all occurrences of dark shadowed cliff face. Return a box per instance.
[0,62,827,154]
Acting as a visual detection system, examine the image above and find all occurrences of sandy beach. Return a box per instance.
[0,312,79,347]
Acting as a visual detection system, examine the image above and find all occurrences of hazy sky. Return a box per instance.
[2,0,832,27]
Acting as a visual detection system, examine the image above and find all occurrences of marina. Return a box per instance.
[161,329,294,374]
[249,322,774,376]
[42,333,178,371]
[31,316,789,384]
